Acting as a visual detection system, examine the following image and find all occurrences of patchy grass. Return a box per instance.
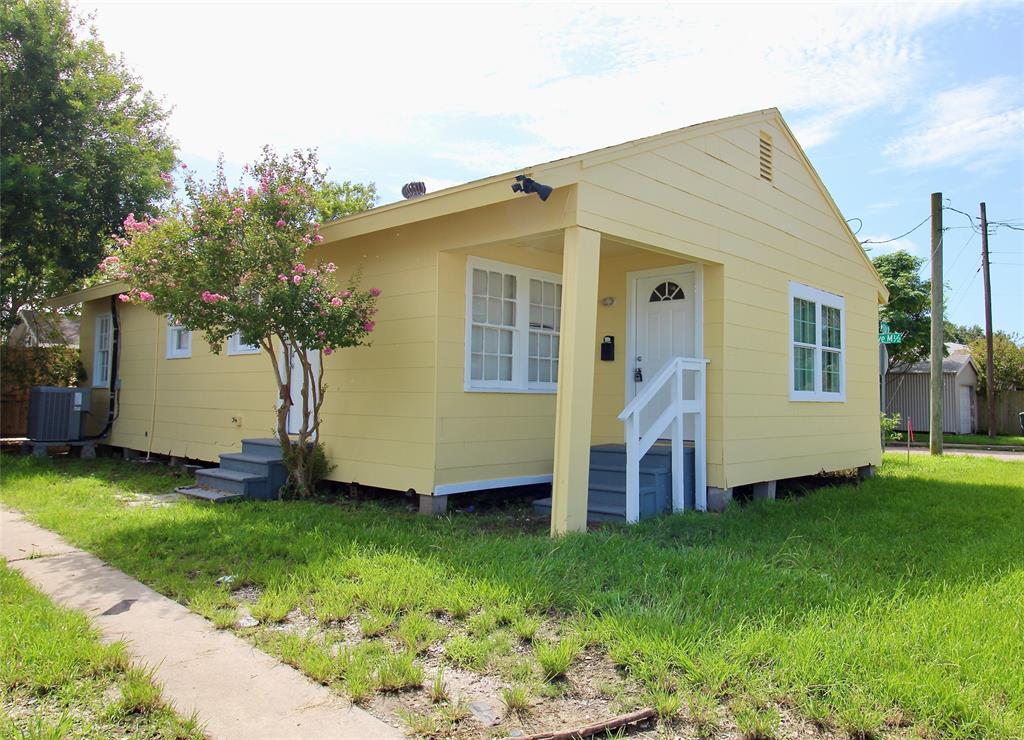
[0,563,202,738]
[1,452,1023,737]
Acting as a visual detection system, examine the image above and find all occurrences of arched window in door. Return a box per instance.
[649,281,685,302]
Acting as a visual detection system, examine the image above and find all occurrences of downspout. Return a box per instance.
[86,295,120,440]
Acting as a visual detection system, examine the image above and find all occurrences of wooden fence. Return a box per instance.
[0,345,81,438]
[978,390,1024,435]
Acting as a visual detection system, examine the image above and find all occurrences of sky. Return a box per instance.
[76,0,1024,335]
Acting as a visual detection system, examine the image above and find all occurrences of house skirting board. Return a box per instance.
[432,474,553,497]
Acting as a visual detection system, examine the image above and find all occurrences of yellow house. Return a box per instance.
[53,108,887,534]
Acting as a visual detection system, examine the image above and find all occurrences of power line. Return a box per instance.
[943,202,981,233]
[949,262,982,317]
[945,230,976,276]
[861,214,931,245]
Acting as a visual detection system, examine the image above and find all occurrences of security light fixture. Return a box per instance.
[511,175,553,202]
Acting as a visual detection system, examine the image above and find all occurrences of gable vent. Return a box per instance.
[758,132,773,182]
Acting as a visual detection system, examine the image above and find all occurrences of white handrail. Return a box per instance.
[618,356,708,522]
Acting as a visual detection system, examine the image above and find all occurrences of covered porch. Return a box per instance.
[438,225,720,535]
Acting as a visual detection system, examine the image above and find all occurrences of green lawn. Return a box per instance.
[942,433,1024,447]
[1,453,1022,738]
[894,432,1024,447]
[0,563,203,738]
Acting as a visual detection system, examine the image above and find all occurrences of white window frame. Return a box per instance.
[227,331,261,355]
[789,282,845,402]
[464,257,562,393]
[93,313,112,387]
[165,315,192,359]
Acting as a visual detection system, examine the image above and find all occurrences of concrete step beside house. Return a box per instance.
[533,443,696,522]
[181,438,288,503]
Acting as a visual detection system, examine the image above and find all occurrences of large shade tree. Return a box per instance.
[102,149,379,497]
[872,250,934,371]
[0,0,176,332]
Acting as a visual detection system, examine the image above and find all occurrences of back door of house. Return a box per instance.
[631,269,697,439]
[286,348,320,435]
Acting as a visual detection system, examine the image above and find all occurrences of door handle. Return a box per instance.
[634,367,643,382]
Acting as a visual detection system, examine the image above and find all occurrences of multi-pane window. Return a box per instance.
[228,331,261,355]
[470,268,516,383]
[528,279,561,384]
[789,283,845,401]
[93,314,112,387]
[466,259,562,391]
[166,316,191,359]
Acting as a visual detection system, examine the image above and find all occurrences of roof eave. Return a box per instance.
[46,281,129,309]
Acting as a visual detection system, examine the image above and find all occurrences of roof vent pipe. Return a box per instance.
[401,182,426,199]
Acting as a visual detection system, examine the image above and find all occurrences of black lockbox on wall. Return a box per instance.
[601,336,614,361]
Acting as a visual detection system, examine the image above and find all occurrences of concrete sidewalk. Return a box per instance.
[0,507,402,740]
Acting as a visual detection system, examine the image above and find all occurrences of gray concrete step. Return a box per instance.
[176,486,244,504]
[194,468,269,499]
[240,438,286,460]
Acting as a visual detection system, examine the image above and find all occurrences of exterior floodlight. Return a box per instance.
[511,175,553,202]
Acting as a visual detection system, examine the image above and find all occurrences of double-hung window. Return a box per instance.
[466,258,562,392]
[166,316,192,359]
[789,282,845,402]
[228,331,261,355]
[93,314,113,387]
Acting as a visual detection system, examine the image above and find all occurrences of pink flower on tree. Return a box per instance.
[159,172,173,186]
[276,219,286,228]
[363,321,375,332]
[323,347,334,355]
[294,264,306,274]
[292,274,302,285]
[201,291,227,303]
[330,297,343,307]
[139,291,154,302]
[118,294,130,302]
[278,274,288,282]
[369,287,381,297]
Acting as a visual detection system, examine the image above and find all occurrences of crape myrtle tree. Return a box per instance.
[100,148,379,497]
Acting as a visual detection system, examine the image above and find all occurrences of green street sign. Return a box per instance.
[879,332,903,344]
[880,322,891,334]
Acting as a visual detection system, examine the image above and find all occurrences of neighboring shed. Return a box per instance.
[886,344,978,435]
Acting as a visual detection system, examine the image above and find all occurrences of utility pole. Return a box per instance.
[930,193,943,455]
[980,202,995,438]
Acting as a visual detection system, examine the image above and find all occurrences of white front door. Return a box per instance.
[958,385,973,434]
[630,269,698,439]
[286,348,321,435]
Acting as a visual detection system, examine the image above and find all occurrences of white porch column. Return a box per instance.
[550,226,601,536]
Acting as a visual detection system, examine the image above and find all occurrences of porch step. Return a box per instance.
[532,443,696,522]
[194,467,271,500]
[240,438,286,460]
[176,485,244,504]
[532,485,661,522]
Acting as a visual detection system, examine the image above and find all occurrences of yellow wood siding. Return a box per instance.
[77,109,881,499]
[577,112,882,487]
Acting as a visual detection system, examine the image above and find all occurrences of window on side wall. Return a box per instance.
[228,331,261,355]
[93,314,112,387]
[466,258,562,392]
[166,315,192,359]
[789,282,845,402]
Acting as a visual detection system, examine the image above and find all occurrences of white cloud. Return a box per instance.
[884,77,1024,169]
[860,236,923,255]
[74,1,970,179]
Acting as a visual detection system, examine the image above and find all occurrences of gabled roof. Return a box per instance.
[8,308,80,347]
[321,107,887,301]
[892,343,979,375]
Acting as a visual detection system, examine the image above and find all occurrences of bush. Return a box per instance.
[881,412,903,442]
